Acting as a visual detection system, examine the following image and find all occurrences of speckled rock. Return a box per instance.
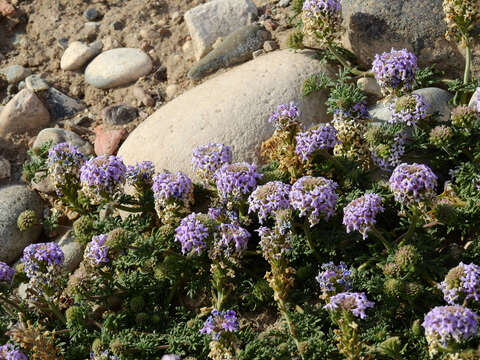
[85,48,153,89]
[0,156,11,179]
[0,185,43,264]
[33,128,93,155]
[188,24,270,80]
[119,50,333,177]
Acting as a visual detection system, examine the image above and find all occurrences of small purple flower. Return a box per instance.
[200,309,239,340]
[295,124,340,161]
[343,193,384,239]
[290,176,338,226]
[80,155,126,201]
[0,344,28,360]
[22,242,65,279]
[214,162,262,204]
[268,102,301,131]
[90,351,120,360]
[192,143,233,183]
[389,94,429,127]
[47,142,86,191]
[152,172,194,209]
[248,181,291,224]
[324,292,375,319]
[316,262,352,296]
[372,48,418,94]
[389,163,438,206]
[84,234,110,266]
[302,0,341,14]
[215,223,250,256]
[422,306,478,351]
[125,161,155,189]
[0,261,15,283]
[439,262,480,305]
[175,213,213,255]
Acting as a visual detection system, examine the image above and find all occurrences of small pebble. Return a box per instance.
[132,86,155,107]
[112,21,125,31]
[1,64,31,84]
[263,40,278,52]
[25,74,49,92]
[154,66,168,82]
[57,37,69,50]
[278,0,291,7]
[83,7,100,21]
[166,84,178,98]
[253,49,265,58]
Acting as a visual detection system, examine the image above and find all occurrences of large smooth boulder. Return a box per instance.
[341,0,467,78]
[118,50,333,177]
[0,185,43,264]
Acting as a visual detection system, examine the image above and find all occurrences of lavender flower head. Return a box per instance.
[22,242,65,279]
[302,0,343,45]
[290,176,338,226]
[90,351,119,360]
[324,292,374,319]
[295,124,340,161]
[0,344,27,360]
[215,223,250,257]
[152,172,194,220]
[175,213,214,255]
[125,161,155,190]
[0,262,15,283]
[422,306,478,354]
[343,193,384,239]
[389,163,438,206]
[371,130,407,171]
[389,94,429,127]
[268,102,301,131]
[429,125,453,147]
[451,105,480,129]
[248,181,291,224]
[214,162,262,204]
[200,309,239,340]
[439,262,480,305]
[80,155,126,202]
[84,234,110,266]
[192,143,233,183]
[316,262,352,297]
[47,142,86,191]
[372,48,418,94]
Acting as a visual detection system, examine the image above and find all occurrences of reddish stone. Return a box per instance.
[94,125,126,155]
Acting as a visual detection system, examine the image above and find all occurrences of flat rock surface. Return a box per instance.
[118,50,333,178]
[185,0,258,60]
[85,48,153,89]
[0,185,43,264]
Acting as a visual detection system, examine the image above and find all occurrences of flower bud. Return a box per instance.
[17,209,37,231]
[384,278,403,298]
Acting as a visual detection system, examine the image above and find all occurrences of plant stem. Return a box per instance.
[370,227,393,253]
[463,39,472,85]
[277,297,306,360]
[326,44,373,77]
[43,295,66,324]
[303,224,322,262]
[0,294,28,315]
[396,209,419,245]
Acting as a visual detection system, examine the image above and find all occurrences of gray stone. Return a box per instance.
[83,7,100,21]
[340,0,467,78]
[55,231,84,273]
[17,81,25,90]
[45,87,86,121]
[57,37,69,50]
[161,356,181,360]
[61,41,101,71]
[357,77,382,99]
[184,0,258,60]
[118,50,333,177]
[85,48,153,89]
[188,24,270,81]
[252,49,265,58]
[102,104,138,125]
[369,87,453,124]
[33,128,94,155]
[1,65,31,84]
[25,74,49,92]
[31,172,55,194]
[469,88,480,110]
[0,156,11,179]
[278,0,291,7]
[0,185,43,264]
[263,40,278,52]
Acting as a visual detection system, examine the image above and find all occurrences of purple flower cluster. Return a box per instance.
[47,142,86,190]
[268,102,301,131]
[389,163,438,206]
[80,155,126,201]
[175,213,212,255]
[214,162,262,204]
[192,143,233,183]
[200,309,239,340]
[302,0,341,14]
[334,102,370,121]
[248,181,291,224]
[0,344,27,360]
[84,234,110,266]
[316,262,352,295]
[372,48,418,94]
[295,124,340,161]
[422,306,478,350]
[439,262,480,305]
[0,261,15,283]
[90,351,119,360]
[324,292,375,319]
[152,172,194,207]
[290,176,338,226]
[22,242,65,279]
[125,161,155,189]
[343,193,384,239]
[389,94,429,127]
[216,223,250,256]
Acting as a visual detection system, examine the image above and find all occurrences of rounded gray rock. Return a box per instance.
[85,48,153,89]
[0,185,43,264]
[33,128,94,155]
[55,231,84,273]
[118,50,333,177]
